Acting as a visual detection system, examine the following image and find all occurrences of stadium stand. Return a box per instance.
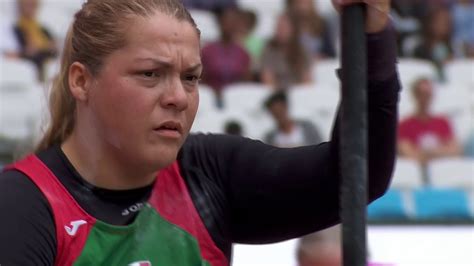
[288,85,339,141]
[189,9,219,44]
[0,0,472,227]
[414,187,472,220]
[390,158,424,190]
[368,189,408,220]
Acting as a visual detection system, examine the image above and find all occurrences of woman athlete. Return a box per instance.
[0,0,398,265]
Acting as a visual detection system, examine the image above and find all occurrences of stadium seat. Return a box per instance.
[44,59,60,84]
[428,158,474,190]
[0,0,15,22]
[196,85,218,116]
[397,59,437,89]
[314,0,338,16]
[312,59,340,88]
[222,83,272,115]
[445,60,474,87]
[0,58,37,86]
[238,0,284,19]
[191,110,227,134]
[38,6,74,43]
[237,0,282,40]
[220,109,273,140]
[391,158,424,190]
[0,82,46,141]
[414,187,472,220]
[289,87,340,141]
[368,189,408,220]
[189,9,219,44]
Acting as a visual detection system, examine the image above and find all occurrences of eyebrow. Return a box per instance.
[134,58,202,72]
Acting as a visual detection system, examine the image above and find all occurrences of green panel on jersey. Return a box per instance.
[74,204,211,266]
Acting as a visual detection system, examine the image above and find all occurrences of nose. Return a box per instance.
[159,76,188,111]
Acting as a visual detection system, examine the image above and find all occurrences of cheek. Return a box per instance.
[91,77,156,135]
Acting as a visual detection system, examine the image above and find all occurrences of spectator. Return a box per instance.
[239,9,265,77]
[451,0,474,58]
[201,7,251,106]
[398,78,462,166]
[392,0,433,22]
[296,226,341,266]
[182,0,236,12]
[286,0,336,59]
[297,225,395,266]
[263,91,322,148]
[224,120,244,136]
[414,6,454,76]
[261,13,312,88]
[13,0,57,81]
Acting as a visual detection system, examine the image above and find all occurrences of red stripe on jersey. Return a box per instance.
[149,162,228,266]
[8,155,96,266]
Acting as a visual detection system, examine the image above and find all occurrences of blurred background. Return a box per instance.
[0,0,473,265]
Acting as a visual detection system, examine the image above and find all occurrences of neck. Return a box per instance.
[221,34,234,44]
[415,110,430,120]
[278,119,294,134]
[61,129,157,190]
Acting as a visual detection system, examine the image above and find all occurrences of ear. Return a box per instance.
[69,62,93,102]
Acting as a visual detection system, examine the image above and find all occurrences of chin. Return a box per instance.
[143,143,180,170]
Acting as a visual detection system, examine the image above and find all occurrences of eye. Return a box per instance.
[142,71,158,78]
[184,74,201,85]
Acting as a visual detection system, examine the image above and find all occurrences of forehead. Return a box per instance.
[117,12,201,65]
[414,80,432,94]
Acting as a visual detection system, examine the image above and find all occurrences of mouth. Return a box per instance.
[153,121,183,139]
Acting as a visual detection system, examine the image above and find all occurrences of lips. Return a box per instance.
[153,121,183,139]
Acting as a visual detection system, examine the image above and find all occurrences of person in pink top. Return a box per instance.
[398,78,461,166]
[201,7,251,105]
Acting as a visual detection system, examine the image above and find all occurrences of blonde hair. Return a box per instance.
[37,0,199,151]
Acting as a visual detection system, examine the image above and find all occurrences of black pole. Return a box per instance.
[340,4,367,266]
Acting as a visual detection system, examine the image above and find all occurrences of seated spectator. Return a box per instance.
[201,7,251,105]
[398,78,462,166]
[224,120,244,136]
[261,13,312,88]
[13,0,57,81]
[392,0,432,22]
[286,0,336,59]
[297,225,394,266]
[239,9,265,77]
[181,0,236,12]
[263,91,322,148]
[451,0,474,58]
[414,6,454,76]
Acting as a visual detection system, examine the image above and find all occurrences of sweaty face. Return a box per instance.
[87,12,201,171]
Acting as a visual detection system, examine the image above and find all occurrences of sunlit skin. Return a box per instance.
[63,12,202,190]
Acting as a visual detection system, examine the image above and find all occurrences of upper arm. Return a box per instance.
[195,134,340,244]
[0,170,56,266]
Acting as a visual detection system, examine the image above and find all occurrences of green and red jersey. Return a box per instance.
[11,154,226,265]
